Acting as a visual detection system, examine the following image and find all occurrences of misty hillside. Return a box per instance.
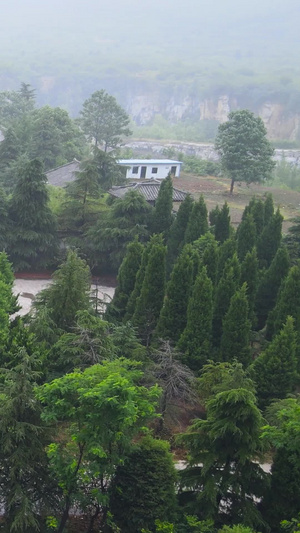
[0,0,300,141]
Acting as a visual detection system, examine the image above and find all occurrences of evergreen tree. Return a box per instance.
[33,249,91,332]
[209,204,220,227]
[7,159,58,271]
[110,437,177,533]
[202,236,219,286]
[255,246,290,330]
[151,174,174,237]
[257,208,283,268]
[179,387,266,528]
[177,267,213,372]
[240,247,259,326]
[252,316,297,408]
[166,194,193,274]
[184,195,208,244]
[213,256,240,347]
[125,241,152,322]
[250,198,265,236]
[132,234,166,345]
[284,216,300,263]
[0,349,52,532]
[217,237,237,281]
[214,202,231,243]
[106,239,144,322]
[266,261,300,348]
[237,213,257,262]
[220,284,251,367]
[0,127,20,172]
[263,193,274,225]
[156,246,194,342]
[0,188,10,250]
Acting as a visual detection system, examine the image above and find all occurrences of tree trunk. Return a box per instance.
[57,496,71,533]
[230,178,235,195]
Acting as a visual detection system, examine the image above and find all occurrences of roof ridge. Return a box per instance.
[46,159,80,174]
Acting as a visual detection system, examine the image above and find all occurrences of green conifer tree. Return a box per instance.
[257,208,283,268]
[266,261,300,351]
[0,127,20,172]
[202,236,219,286]
[263,193,274,225]
[125,241,152,322]
[166,194,193,274]
[184,195,208,244]
[156,246,194,342]
[220,284,251,367]
[151,174,174,237]
[255,246,290,330]
[252,316,297,408]
[106,239,144,322]
[33,249,91,332]
[217,237,237,281]
[237,213,257,262]
[8,159,58,271]
[177,266,213,372]
[214,202,231,243]
[250,198,265,236]
[213,256,240,347]
[132,234,166,345]
[240,247,259,326]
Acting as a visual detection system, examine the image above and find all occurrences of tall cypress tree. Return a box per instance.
[166,194,193,274]
[264,193,274,225]
[252,316,297,408]
[202,236,219,286]
[250,198,265,236]
[177,266,213,372]
[220,284,251,367]
[266,261,300,346]
[217,237,237,282]
[132,234,166,345]
[8,159,58,271]
[213,256,240,347]
[214,202,231,243]
[184,195,208,244]
[237,213,257,262]
[125,241,152,322]
[151,174,174,237]
[257,208,283,269]
[240,247,259,327]
[255,246,290,330]
[106,239,144,322]
[156,246,194,342]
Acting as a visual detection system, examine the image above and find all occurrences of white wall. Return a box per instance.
[124,163,181,179]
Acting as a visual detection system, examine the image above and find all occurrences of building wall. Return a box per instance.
[123,163,181,179]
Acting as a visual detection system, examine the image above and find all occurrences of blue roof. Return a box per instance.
[117,159,182,165]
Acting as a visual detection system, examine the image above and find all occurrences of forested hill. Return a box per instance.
[1,0,300,141]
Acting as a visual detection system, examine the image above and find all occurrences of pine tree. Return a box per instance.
[214,202,231,243]
[33,249,91,332]
[0,127,20,171]
[106,239,144,322]
[151,174,174,237]
[156,246,194,342]
[237,213,257,261]
[252,316,297,408]
[184,195,208,244]
[177,266,213,372]
[240,247,259,326]
[110,437,177,533]
[213,256,240,347]
[266,261,300,346]
[125,242,152,321]
[220,284,251,367]
[257,208,283,268]
[8,159,58,271]
[255,246,290,330]
[263,193,274,225]
[217,237,237,281]
[132,234,166,345]
[166,194,193,274]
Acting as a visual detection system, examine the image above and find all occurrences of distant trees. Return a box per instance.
[215,110,275,194]
[79,89,132,150]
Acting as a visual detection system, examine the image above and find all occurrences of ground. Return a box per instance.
[174,173,300,233]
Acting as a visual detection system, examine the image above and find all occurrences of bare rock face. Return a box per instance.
[125,91,300,141]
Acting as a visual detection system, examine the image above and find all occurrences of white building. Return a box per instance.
[117,159,182,180]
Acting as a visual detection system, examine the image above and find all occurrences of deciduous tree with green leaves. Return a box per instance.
[215,109,275,194]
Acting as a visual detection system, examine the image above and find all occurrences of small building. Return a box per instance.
[108,179,188,206]
[117,159,182,180]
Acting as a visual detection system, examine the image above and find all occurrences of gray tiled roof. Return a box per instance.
[109,180,188,202]
[46,160,80,187]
